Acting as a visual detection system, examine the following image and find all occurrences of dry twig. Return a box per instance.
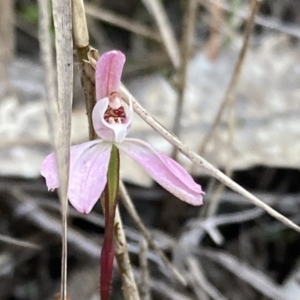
[0,234,40,250]
[141,0,181,68]
[205,0,262,218]
[38,0,73,298]
[119,181,187,285]
[139,239,151,300]
[0,0,14,98]
[207,0,300,38]
[85,4,162,42]
[51,1,73,298]
[120,84,300,233]
[172,0,198,159]
[199,249,287,300]
[181,208,264,246]
[207,0,222,60]
[114,207,140,300]
[196,0,262,158]
[187,257,227,300]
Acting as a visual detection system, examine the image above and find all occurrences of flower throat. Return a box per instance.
[104,93,126,124]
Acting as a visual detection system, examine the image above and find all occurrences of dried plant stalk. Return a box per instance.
[141,0,181,68]
[0,0,14,63]
[119,181,187,285]
[139,239,151,300]
[85,4,162,42]
[0,0,14,98]
[204,0,262,218]
[199,249,286,300]
[172,0,198,159]
[187,257,226,300]
[72,0,97,140]
[52,0,73,298]
[207,0,222,60]
[197,0,262,157]
[39,0,73,299]
[114,207,140,299]
[120,84,300,234]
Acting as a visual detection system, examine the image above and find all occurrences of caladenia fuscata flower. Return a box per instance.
[41,50,204,299]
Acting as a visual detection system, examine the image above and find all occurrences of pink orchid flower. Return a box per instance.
[41,50,204,214]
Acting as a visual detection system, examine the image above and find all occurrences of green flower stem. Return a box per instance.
[100,145,120,300]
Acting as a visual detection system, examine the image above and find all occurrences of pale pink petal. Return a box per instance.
[92,97,132,143]
[96,50,126,100]
[40,153,59,191]
[118,139,204,205]
[68,141,112,214]
[41,140,100,191]
[41,140,112,214]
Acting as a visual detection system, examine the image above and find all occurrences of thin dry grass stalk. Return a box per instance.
[114,207,140,300]
[205,0,262,218]
[0,0,14,98]
[199,249,287,300]
[72,0,89,48]
[72,0,97,140]
[119,181,187,285]
[120,84,300,233]
[85,4,162,42]
[172,0,198,159]
[196,0,262,158]
[0,233,40,250]
[139,239,151,300]
[51,0,73,298]
[0,0,14,64]
[38,0,73,299]
[207,0,300,38]
[141,0,181,68]
[198,0,238,43]
[181,208,264,246]
[207,0,222,60]
[38,0,57,139]
[187,257,226,300]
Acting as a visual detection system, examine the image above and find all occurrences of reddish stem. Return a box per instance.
[100,189,118,300]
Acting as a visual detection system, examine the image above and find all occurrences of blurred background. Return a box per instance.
[0,0,300,299]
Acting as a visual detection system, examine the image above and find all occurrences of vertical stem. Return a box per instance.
[208,0,222,60]
[139,239,151,300]
[172,0,198,159]
[141,0,181,68]
[0,0,14,98]
[72,0,98,140]
[114,207,140,300]
[100,190,117,300]
[39,1,72,299]
[101,145,120,300]
[196,0,262,158]
[119,180,186,285]
[52,0,73,298]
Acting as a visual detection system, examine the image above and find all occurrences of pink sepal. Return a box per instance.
[118,139,204,206]
[41,140,112,214]
[96,50,126,100]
